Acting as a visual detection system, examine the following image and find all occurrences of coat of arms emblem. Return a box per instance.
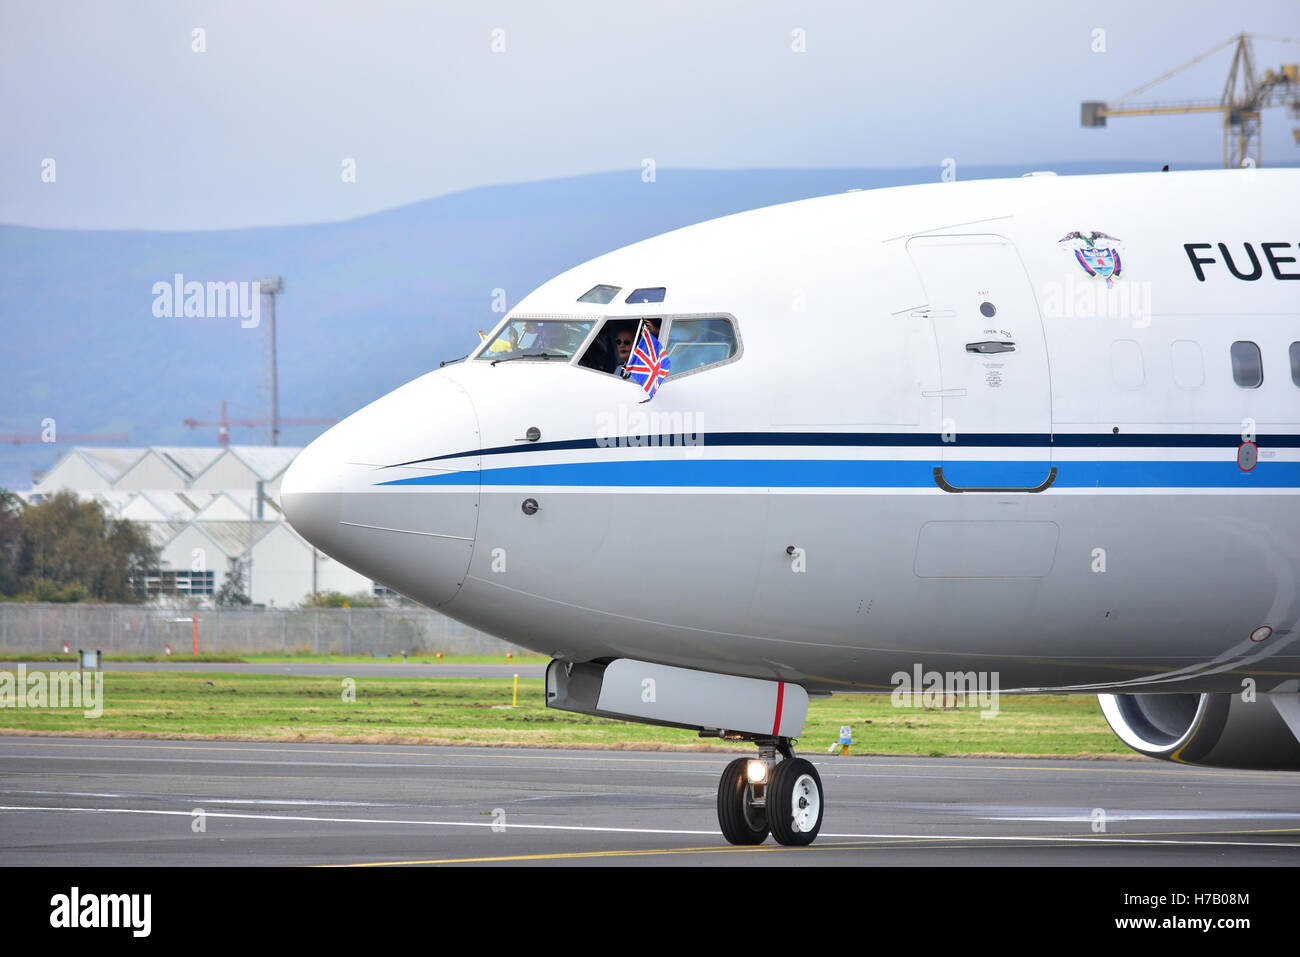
[1059,230,1123,287]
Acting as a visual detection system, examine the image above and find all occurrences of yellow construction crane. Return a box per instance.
[1082,32,1300,168]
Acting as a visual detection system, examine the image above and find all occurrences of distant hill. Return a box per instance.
[0,160,1213,487]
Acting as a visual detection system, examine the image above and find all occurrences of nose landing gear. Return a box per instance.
[768,756,824,846]
[715,736,824,846]
[717,757,769,845]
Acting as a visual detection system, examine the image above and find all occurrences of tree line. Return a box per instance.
[0,490,157,602]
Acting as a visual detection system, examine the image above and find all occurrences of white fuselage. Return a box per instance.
[283,169,1300,696]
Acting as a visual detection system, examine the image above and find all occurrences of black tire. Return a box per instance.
[717,757,769,845]
[768,757,823,846]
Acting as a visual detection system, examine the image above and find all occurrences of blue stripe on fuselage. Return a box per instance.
[377,458,1300,489]
[384,430,1300,469]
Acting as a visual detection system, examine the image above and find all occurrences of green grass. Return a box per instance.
[242,654,549,665]
[0,671,1132,756]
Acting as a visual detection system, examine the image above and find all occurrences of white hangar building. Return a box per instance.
[19,445,373,607]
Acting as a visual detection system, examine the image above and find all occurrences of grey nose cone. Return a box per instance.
[282,375,481,608]
[280,455,342,555]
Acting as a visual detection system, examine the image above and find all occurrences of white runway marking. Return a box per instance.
[986,810,1300,822]
[1,740,1286,781]
[0,789,386,807]
[0,804,719,836]
[0,752,718,774]
[2,803,1298,849]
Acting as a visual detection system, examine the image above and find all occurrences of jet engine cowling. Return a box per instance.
[1098,692,1300,770]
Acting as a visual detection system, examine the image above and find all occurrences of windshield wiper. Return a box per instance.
[490,352,569,366]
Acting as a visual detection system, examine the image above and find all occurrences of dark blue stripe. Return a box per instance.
[378,459,1300,490]
[386,430,1300,468]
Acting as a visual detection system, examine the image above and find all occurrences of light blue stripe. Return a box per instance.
[378,459,1300,489]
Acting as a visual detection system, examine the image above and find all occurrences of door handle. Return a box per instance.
[965,340,1016,354]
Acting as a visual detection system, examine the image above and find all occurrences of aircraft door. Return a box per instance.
[907,235,1053,491]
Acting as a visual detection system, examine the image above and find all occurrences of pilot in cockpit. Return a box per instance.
[614,320,660,376]
[612,328,636,375]
[579,319,661,377]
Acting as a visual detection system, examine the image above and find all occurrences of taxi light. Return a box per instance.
[746,759,767,784]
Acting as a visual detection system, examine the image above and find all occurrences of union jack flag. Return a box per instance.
[624,326,671,399]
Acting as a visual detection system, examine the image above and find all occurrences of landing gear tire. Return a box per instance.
[768,757,823,846]
[717,757,769,845]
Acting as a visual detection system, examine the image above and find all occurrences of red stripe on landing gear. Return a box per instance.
[772,682,785,735]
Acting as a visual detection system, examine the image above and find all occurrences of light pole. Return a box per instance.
[259,276,284,446]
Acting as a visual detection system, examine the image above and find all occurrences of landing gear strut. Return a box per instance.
[714,735,824,846]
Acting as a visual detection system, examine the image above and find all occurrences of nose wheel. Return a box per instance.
[716,757,769,845]
[768,757,823,846]
[715,738,824,847]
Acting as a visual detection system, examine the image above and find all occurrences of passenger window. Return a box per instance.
[1170,340,1204,390]
[1109,340,1144,390]
[664,318,738,377]
[1290,342,1300,387]
[1230,341,1263,388]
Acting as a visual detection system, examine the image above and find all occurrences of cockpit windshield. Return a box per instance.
[476,319,597,361]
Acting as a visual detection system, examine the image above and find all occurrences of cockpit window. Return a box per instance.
[626,287,666,304]
[664,317,738,376]
[578,284,621,304]
[578,318,661,375]
[476,319,597,361]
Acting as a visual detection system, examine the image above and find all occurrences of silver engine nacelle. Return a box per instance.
[1098,692,1300,770]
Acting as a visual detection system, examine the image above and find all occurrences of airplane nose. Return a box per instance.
[282,374,480,608]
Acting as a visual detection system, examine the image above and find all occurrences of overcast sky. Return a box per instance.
[3,0,1298,230]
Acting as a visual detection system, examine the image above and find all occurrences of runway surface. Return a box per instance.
[2,736,1298,866]
[9,661,545,678]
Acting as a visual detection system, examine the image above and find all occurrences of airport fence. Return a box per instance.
[0,603,528,657]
